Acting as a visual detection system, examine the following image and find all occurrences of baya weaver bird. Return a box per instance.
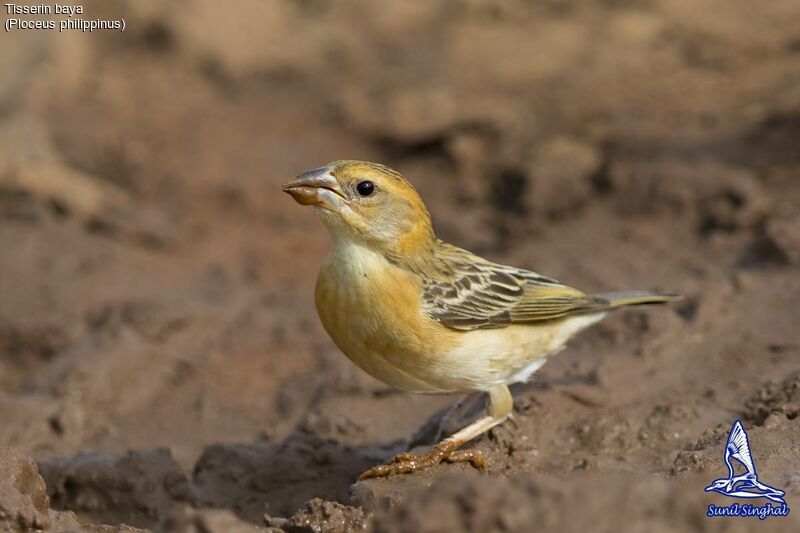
[283,160,678,480]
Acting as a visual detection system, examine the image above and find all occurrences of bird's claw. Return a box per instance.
[357,441,487,481]
[389,452,414,464]
[444,449,487,470]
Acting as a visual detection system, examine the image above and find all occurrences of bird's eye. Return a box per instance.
[356,181,375,197]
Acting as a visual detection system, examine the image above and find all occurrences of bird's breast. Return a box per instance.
[314,240,458,393]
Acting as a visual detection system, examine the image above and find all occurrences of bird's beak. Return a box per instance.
[282,165,347,211]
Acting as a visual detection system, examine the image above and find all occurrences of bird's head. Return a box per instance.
[283,160,436,260]
[705,479,729,491]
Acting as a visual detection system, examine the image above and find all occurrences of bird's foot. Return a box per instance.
[357,439,486,481]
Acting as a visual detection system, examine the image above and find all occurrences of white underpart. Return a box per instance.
[549,312,607,354]
[441,311,607,391]
[507,358,549,384]
[506,312,606,384]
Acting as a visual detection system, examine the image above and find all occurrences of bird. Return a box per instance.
[282,160,680,480]
[705,420,786,504]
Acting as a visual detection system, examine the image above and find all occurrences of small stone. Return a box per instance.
[265,498,367,532]
[38,448,188,529]
[0,447,51,531]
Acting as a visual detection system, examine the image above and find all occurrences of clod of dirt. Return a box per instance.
[0,321,68,365]
[673,415,800,486]
[340,86,461,144]
[698,177,767,234]
[0,447,50,532]
[0,447,141,532]
[264,498,367,533]
[0,159,176,250]
[606,158,770,231]
[764,213,800,265]
[38,448,189,529]
[156,504,263,533]
[368,472,794,533]
[0,320,69,390]
[671,449,711,475]
[189,433,375,523]
[744,370,800,426]
[350,467,457,514]
[525,137,602,218]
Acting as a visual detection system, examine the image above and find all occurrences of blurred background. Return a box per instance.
[1,1,799,531]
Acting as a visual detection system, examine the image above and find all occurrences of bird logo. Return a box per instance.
[705,420,786,504]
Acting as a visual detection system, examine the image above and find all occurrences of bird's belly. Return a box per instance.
[439,313,607,389]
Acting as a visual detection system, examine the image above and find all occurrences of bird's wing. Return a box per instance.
[727,421,757,477]
[421,243,608,331]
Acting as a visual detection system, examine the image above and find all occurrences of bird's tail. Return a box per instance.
[594,291,682,309]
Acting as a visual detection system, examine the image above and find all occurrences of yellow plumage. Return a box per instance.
[284,160,679,479]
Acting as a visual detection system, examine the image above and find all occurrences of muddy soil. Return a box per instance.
[1,1,799,531]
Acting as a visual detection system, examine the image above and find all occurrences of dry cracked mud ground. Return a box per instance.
[1,1,799,531]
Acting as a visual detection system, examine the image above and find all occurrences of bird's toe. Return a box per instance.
[356,441,487,481]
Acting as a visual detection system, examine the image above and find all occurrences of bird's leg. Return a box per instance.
[357,384,512,480]
[431,392,484,443]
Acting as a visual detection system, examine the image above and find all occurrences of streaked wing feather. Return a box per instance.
[727,421,756,476]
[423,243,607,331]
